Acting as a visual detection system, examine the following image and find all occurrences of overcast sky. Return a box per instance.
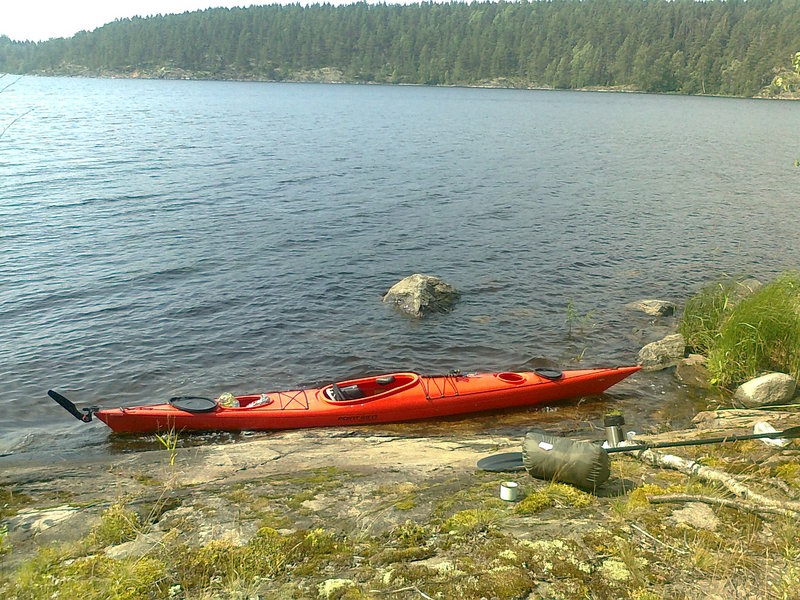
[0,1,365,43]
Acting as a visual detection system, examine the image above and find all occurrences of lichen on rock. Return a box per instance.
[383,273,461,317]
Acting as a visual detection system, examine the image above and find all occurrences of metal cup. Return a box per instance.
[604,414,625,448]
[500,481,519,501]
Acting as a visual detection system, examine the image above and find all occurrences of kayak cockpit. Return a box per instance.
[322,372,420,403]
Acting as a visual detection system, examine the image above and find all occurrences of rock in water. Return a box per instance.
[625,299,677,317]
[383,274,461,317]
[676,354,712,388]
[638,333,686,371]
[733,373,796,408]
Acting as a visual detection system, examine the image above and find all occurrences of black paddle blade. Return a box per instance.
[779,425,800,438]
[48,390,91,422]
[477,452,525,472]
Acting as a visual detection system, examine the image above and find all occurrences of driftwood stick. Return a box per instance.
[647,494,800,518]
[629,522,688,554]
[635,448,800,513]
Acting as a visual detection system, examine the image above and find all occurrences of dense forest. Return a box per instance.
[1,0,799,97]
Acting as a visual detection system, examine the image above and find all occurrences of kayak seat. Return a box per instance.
[340,384,365,400]
[328,383,366,401]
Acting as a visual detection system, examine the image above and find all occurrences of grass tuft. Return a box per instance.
[87,503,141,548]
[681,272,800,388]
[680,277,740,355]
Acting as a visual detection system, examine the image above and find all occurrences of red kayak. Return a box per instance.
[50,366,639,434]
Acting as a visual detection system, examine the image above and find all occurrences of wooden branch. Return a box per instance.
[635,448,800,513]
[0,75,23,94]
[647,494,800,518]
[629,522,687,554]
[0,108,34,138]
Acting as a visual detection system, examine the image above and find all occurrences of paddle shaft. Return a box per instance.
[606,426,800,453]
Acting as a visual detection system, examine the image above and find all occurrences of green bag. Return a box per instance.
[522,430,610,491]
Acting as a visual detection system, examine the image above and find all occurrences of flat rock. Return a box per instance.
[382,273,461,317]
[152,496,260,548]
[626,299,677,317]
[178,443,282,485]
[733,373,796,408]
[4,505,81,538]
[669,503,718,531]
[638,333,686,371]
[693,409,800,430]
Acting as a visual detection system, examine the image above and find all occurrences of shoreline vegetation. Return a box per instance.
[2,1,800,100]
[681,273,800,390]
[2,273,800,599]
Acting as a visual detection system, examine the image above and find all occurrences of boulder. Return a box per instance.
[675,354,712,388]
[733,373,796,408]
[626,299,677,317]
[638,333,686,371]
[383,274,461,317]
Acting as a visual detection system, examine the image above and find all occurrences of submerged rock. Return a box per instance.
[383,273,461,317]
[676,354,712,388]
[733,373,796,408]
[638,333,686,371]
[626,299,677,317]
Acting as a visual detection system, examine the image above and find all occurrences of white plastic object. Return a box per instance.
[754,421,789,447]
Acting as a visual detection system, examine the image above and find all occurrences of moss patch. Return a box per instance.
[514,482,593,515]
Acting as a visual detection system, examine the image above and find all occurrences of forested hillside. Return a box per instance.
[1,0,799,97]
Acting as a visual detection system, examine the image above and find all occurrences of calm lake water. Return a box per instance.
[2,77,799,458]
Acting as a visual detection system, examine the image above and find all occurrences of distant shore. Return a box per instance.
[16,66,800,101]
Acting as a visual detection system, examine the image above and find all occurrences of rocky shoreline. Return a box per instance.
[2,404,799,598]
[3,277,800,598]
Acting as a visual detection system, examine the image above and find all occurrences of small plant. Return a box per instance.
[566,298,595,337]
[442,508,500,535]
[155,426,179,466]
[88,503,141,548]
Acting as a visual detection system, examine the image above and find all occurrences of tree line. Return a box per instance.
[1,0,799,97]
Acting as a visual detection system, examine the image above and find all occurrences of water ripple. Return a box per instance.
[2,79,800,457]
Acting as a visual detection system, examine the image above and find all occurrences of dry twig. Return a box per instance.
[635,448,800,517]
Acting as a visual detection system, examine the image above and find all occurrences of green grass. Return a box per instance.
[680,277,741,355]
[680,273,800,388]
